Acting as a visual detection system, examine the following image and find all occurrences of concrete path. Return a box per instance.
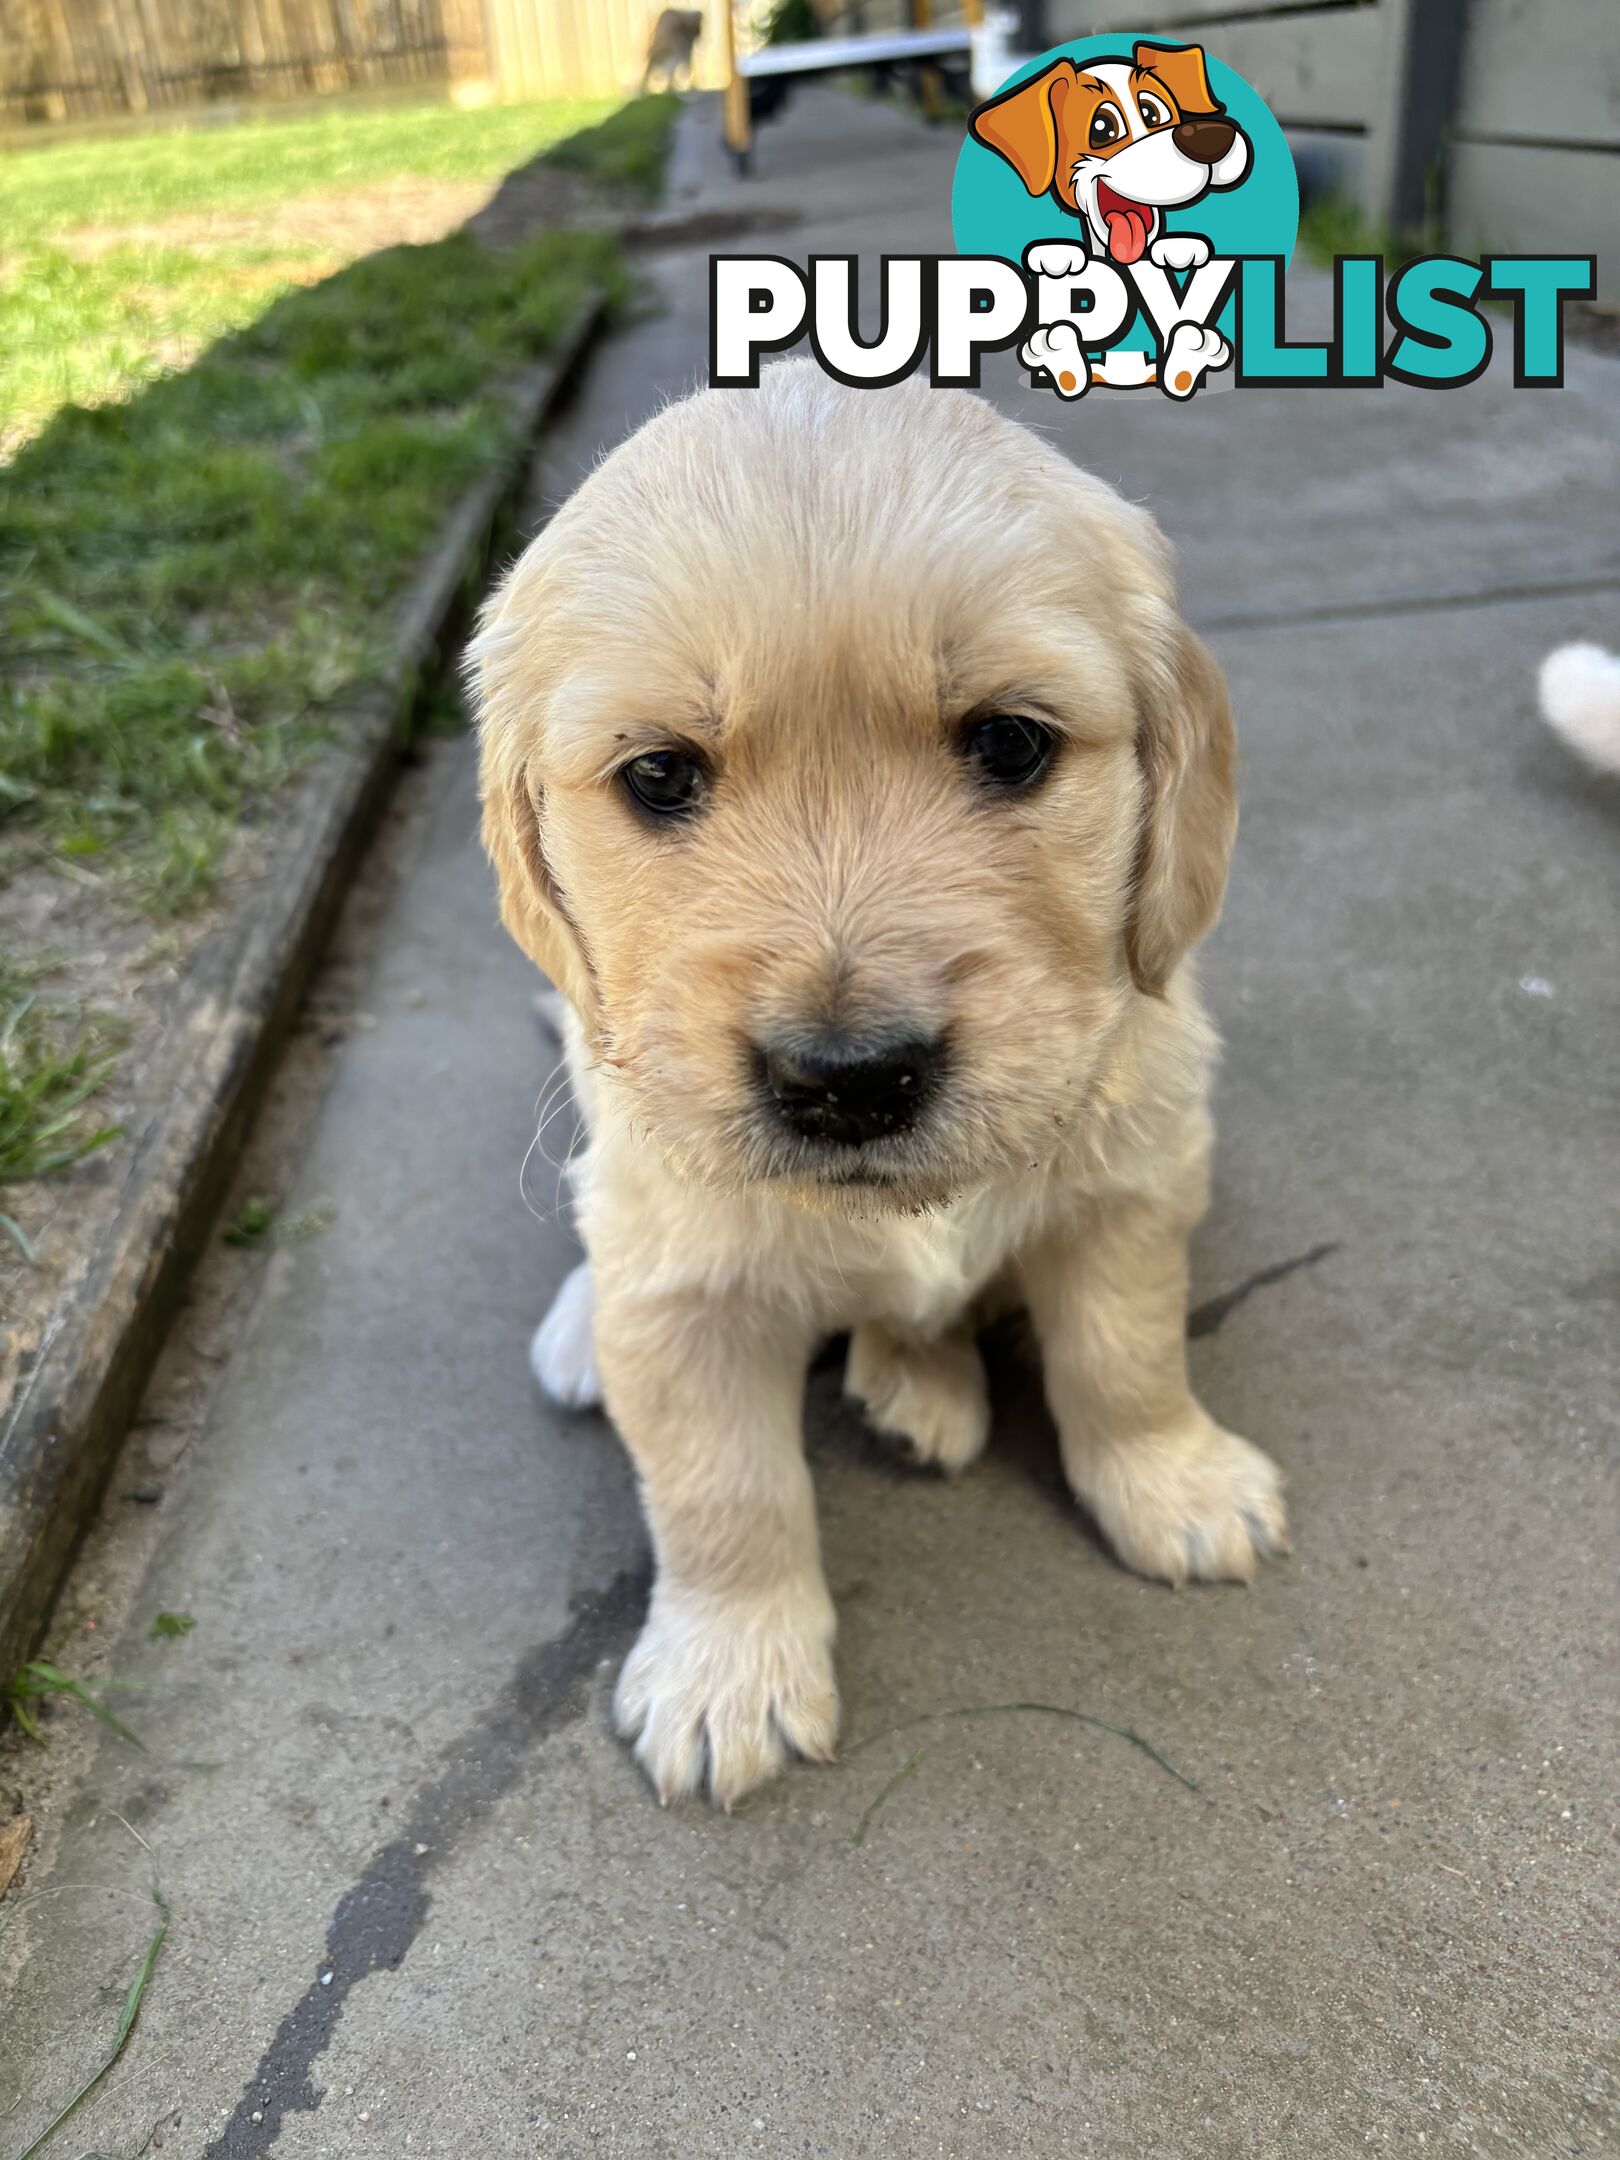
[4,90,1617,2160]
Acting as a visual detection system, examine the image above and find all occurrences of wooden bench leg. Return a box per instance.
[723,3,752,175]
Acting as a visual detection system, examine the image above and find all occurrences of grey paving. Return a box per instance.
[3,88,1617,2160]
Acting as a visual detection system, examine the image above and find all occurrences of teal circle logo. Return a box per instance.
[952,37,1297,364]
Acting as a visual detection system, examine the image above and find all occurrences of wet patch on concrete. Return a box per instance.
[203,1563,648,2156]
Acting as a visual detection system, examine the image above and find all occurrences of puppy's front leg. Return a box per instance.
[1023,1176,1288,1585]
[596,1289,837,1807]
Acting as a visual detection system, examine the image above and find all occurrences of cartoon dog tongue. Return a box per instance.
[1099,186,1153,265]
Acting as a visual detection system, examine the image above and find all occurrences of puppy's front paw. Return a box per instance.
[530,1259,602,1410]
[1149,232,1211,272]
[615,1581,838,1809]
[1074,1412,1288,1585]
[845,1323,989,1474]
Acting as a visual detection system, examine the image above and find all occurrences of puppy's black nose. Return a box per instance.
[760,1030,945,1148]
[1174,116,1237,162]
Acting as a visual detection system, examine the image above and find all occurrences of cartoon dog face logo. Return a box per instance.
[970,42,1250,267]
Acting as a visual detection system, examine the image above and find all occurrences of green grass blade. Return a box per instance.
[14,1663,145,1751]
[30,589,135,660]
[11,1888,168,2160]
[2,995,39,1042]
[18,1126,123,1179]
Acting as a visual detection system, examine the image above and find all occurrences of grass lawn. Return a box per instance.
[0,92,676,1233]
[0,966,123,1257]
[0,92,672,453]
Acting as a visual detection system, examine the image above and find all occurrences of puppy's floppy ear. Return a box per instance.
[1128,622,1237,997]
[469,585,596,1019]
[969,60,1077,197]
[1134,40,1222,117]
[479,761,596,1017]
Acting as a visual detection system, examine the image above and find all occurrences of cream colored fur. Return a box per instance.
[471,363,1285,1810]
[1539,641,1620,774]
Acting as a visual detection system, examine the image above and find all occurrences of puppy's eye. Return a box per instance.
[1089,104,1124,147]
[621,748,707,818]
[962,714,1055,789]
[1137,93,1169,129]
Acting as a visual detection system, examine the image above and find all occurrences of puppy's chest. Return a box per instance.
[819,1188,1043,1333]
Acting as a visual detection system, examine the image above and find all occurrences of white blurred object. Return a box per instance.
[971,8,1032,98]
[1539,642,1620,774]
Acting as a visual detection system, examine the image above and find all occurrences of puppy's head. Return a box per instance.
[473,363,1233,1211]
[970,43,1251,264]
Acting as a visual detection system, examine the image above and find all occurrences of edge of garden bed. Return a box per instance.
[0,292,606,1687]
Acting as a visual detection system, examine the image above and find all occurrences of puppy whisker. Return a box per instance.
[519,1052,580,1221]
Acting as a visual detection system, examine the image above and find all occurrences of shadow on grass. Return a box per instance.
[0,94,673,1208]
[0,222,624,912]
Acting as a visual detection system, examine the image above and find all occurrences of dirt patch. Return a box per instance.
[61,174,504,262]
[624,204,805,253]
[0,850,239,1419]
[464,161,628,250]
[51,162,630,267]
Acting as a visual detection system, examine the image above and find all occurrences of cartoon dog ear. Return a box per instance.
[1133,40,1222,117]
[1127,623,1238,996]
[969,60,1078,197]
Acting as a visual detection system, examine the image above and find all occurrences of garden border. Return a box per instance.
[0,292,606,1687]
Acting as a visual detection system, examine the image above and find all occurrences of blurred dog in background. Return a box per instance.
[642,7,703,92]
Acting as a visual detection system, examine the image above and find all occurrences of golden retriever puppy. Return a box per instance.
[472,361,1285,1809]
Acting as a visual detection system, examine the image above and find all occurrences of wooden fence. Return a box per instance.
[0,0,489,124]
[480,0,730,100]
[0,0,735,125]
[0,1,927,132]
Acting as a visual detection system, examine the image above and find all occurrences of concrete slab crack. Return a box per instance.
[202,1563,648,2157]
[1194,571,1620,638]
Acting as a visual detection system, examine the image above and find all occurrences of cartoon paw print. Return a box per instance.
[1149,234,1213,273]
[1020,322,1090,398]
[1162,321,1231,399]
[1023,240,1091,282]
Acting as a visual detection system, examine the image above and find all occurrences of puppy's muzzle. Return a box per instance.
[1172,116,1237,162]
[758,1028,946,1149]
